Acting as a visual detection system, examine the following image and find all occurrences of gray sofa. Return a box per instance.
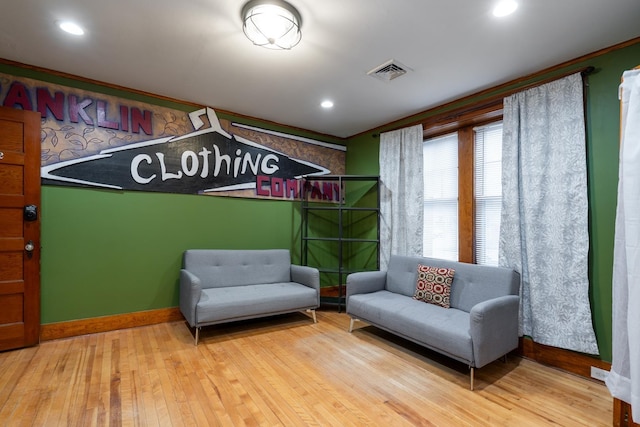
[346,255,520,389]
[180,249,320,345]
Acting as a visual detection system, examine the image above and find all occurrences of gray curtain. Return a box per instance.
[606,68,640,423]
[499,73,599,355]
[379,125,424,270]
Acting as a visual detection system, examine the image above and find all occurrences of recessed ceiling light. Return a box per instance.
[58,21,85,35]
[493,0,518,17]
[320,100,334,109]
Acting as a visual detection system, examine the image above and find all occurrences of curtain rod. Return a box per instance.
[373,65,595,138]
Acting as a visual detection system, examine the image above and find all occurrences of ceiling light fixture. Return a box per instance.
[493,0,518,17]
[320,100,334,109]
[241,0,302,50]
[58,21,85,35]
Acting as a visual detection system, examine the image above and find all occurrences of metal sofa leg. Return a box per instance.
[470,367,475,391]
[306,309,317,323]
[195,327,200,346]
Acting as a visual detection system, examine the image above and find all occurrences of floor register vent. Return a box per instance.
[367,59,412,81]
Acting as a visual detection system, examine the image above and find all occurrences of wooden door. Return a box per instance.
[0,106,41,351]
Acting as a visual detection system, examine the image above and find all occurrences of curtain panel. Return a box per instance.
[379,125,424,270]
[499,73,599,355]
[606,68,640,423]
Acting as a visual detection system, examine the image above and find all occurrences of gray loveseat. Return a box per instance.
[180,249,320,345]
[346,255,520,389]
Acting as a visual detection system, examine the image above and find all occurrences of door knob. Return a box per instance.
[25,240,35,252]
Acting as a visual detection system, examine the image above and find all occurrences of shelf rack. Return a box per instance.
[300,175,380,311]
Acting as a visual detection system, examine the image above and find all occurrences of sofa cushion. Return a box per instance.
[348,290,473,364]
[449,263,520,312]
[386,256,423,297]
[413,264,454,308]
[184,249,291,289]
[196,282,317,324]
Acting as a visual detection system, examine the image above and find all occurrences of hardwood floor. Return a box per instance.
[0,310,611,426]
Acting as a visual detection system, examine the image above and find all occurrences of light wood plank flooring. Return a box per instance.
[0,310,611,426]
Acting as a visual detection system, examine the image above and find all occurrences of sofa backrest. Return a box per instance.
[183,249,291,289]
[386,255,520,312]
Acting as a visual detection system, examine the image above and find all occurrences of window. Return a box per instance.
[423,133,458,261]
[422,121,503,265]
[474,123,503,266]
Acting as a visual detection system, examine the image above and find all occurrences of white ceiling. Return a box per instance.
[1,0,639,138]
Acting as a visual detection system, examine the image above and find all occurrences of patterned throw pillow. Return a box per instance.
[413,264,455,308]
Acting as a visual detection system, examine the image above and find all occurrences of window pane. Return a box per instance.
[423,133,458,261]
[474,122,502,266]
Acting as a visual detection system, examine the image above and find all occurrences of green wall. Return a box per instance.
[41,188,298,321]
[0,61,342,324]
[345,41,640,362]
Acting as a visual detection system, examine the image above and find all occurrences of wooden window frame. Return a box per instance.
[424,103,503,264]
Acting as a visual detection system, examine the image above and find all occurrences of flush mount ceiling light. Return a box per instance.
[493,0,518,17]
[58,21,84,35]
[241,0,302,50]
[320,100,334,109]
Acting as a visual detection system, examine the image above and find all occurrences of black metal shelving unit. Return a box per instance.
[300,175,380,311]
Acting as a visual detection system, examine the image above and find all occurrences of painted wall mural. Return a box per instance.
[0,73,346,201]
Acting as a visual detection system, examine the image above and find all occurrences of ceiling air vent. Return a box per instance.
[367,59,412,81]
